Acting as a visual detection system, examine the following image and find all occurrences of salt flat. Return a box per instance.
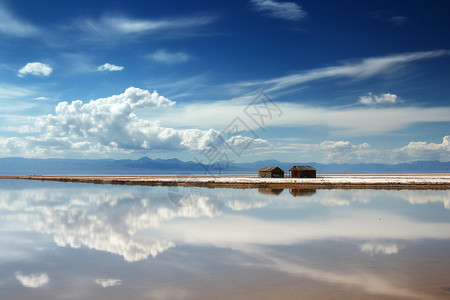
[2,174,449,189]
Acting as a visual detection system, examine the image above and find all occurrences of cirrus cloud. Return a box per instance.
[250,0,306,21]
[0,5,40,37]
[148,50,190,64]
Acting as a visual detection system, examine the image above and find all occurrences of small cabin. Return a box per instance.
[258,166,285,178]
[258,188,284,195]
[289,166,316,178]
[289,188,316,197]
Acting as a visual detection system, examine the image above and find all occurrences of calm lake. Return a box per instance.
[1,179,449,299]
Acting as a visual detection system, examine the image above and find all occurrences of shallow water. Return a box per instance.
[0,179,449,299]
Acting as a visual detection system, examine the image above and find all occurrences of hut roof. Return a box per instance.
[258,166,282,172]
[289,165,316,171]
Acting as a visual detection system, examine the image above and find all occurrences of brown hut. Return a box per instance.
[258,188,284,195]
[258,166,285,178]
[289,188,316,197]
[289,166,316,178]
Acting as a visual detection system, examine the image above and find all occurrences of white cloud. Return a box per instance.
[388,16,407,26]
[77,15,216,41]
[360,243,399,256]
[34,96,50,101]
[304,135,450,163]
[97,63,124,72]
[250,0,306,21]
[0,84,34,99]
[359,92,399,105]
[95,278,122,288]
[0,6,40,37]
[369,11,407,26]
[153,100,450,137]
[233,50,450,93]
[2,87,268,156]
[394,135,450,162]
[148,50,190,64]
[18,62,52,77]
[15,272,49,288]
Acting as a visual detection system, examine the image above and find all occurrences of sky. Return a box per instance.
[0,0,449,164]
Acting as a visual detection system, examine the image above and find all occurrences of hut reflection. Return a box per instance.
[258,188,284,195]
[289,188,316,197]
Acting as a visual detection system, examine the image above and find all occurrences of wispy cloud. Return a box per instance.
[0,5,40,37]
[0,84,34,99]
[97,63,124,72]
[369,11,407,26]
[153,99,450,137]
[233,50,450,93]
[148,50,190,64]
[250,0,306,21]
[76,14,216,41]
[18,62,52,77]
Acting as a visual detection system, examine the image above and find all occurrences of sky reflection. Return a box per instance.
[0,180,449,299]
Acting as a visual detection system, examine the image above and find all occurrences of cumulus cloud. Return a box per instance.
[15,272,49,288]
[360,243,399,256]
[0,6,40,37]
[95,278,122,287]
[148,50,190,64]
[2,87,268,156]
[394,136,450,162]
[305,135,450,163]
[250,0,306,21]
[97,63,124,71]
[308,140,373,163]
[18,62,52,77]
[359,92,400,105]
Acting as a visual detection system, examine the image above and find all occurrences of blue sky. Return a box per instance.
[0,0,449,163]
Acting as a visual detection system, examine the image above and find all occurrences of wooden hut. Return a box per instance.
[258,166,285,178]
[258,188,284,195]
[289,166,316,178]
[289,188,316,197]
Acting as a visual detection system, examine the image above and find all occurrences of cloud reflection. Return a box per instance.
[1,184,449,263]
[95,278,122,288]
[15,272,49,288]
[360,242,400,256]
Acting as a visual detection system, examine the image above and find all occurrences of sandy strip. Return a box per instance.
[1,174,449,190]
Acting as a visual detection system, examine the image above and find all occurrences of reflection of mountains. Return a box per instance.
[0,187,270,262]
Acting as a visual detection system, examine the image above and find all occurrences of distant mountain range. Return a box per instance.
[0,157,449,175]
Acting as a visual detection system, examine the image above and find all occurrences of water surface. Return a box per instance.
[0,180,449,299]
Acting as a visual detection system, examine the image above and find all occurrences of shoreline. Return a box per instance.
[1,174,450,190]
